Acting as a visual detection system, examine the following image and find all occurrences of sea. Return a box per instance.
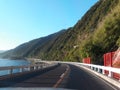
[0,59,30,76]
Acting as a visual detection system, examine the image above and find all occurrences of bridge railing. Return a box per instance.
[0,63,57,76]
[65,62,120,81]
[76,63,120,80]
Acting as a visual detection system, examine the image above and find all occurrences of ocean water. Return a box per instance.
[0,59,30,76]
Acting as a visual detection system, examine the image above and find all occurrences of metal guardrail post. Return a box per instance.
[30,66,34,71]
[41,64,43,69]
[36,66,38,70]
[34,66,36,70]
[97,68,99,73]
[108,71,113,78]
[102,69,105,75]
[91,66,93,70]
[28,66,31,71]
[9,66,13,75]
[20,67,24,72]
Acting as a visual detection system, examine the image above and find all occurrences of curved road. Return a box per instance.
[0,63,119,90]
[65,64,119,90]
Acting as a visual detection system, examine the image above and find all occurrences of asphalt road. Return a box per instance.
[0,64,69,88]
[0,63,119,90]
[65,64,119,90]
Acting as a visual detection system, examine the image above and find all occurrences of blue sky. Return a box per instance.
[0,0,98,50]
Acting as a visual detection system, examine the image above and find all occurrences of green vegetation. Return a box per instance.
[79,0,120,64]
[1,0,120,65]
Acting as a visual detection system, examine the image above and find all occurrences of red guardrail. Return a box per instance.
[103,51,120,80]
[83,57,91,64]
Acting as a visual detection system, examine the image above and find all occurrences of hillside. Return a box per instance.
[1,0,120,65]
[0,30,66,59]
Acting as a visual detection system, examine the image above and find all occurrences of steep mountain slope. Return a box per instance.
[1,0,120,65]
[41,0,120,63]
[0,30,66,59]
[79,0,120,64]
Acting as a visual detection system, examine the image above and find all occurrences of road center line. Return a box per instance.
[53,65,69,88]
